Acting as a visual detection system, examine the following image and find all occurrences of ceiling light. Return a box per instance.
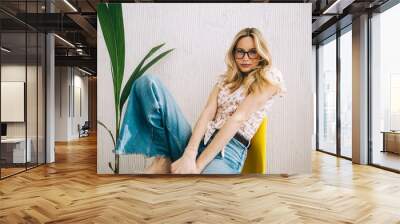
[322,0,343,14]
[78,67,93,76]
[63,0,78,12]
[54,34,75,48]
[1,47,11,53]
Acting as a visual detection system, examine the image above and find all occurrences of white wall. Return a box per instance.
[46,32,55,163]
[1,65,37,138]
[54,67,89,141]
[72,72,89,138]
[97,3,313,174]
[55,67,69,141]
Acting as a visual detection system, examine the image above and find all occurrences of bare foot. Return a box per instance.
[144,156,171,174]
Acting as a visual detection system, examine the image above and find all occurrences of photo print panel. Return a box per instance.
[97,3,312,175]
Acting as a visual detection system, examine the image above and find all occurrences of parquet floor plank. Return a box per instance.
[0,135,399,223]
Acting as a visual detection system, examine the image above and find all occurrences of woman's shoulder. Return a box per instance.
[263,66,286,99]
[268,66,283,83]
[215,74,226,89]
[268,66,286,95]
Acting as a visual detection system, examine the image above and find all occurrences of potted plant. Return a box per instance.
[97,3,174,173]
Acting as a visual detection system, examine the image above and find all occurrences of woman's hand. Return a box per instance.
[171,147,201,174]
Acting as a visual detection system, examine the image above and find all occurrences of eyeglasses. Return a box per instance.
[233,48,259,59]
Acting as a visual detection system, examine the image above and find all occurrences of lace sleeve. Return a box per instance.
[268,67,287,98]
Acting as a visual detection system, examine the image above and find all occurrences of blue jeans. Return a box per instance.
[116,74,248,174]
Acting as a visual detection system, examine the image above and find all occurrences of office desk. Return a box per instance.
[1,138,31,163]
[381,131,400,154]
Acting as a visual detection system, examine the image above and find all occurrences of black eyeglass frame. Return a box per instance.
[233,48,260,59]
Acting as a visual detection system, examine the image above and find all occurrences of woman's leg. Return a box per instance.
[143,156,172,174]
[116,74,192,172]
[201,158,239,174]
[200,138,248,174]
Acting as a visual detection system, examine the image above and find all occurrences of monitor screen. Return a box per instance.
[1,123,7,137]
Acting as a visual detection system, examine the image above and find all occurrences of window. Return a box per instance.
[370,2,400,171]
[340,28,352,158]
[318,36,337,154]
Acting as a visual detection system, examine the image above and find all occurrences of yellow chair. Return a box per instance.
[241,117,267,174]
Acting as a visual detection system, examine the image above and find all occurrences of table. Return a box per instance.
[1,138,32,163]
[381,131,400,154]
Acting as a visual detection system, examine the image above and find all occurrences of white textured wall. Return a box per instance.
[55,67,69,141]
[71,71,89,139]
[98,3,312,174]
[55,67,89,141]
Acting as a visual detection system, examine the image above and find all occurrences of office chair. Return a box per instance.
[241,117,267,174]
[79,121,90,138]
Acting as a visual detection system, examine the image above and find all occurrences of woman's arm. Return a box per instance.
[195,85,278,172]
[183,84,220,158]
[170,83,220,174]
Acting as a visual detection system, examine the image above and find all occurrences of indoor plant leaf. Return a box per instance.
[97,3,125,173]
[98,3,125,137]
[119,46,174,113]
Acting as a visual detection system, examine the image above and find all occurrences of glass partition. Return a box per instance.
[317,36,337,155]
[27,30,38,169]
[0,1,46,179]
[38,32,45,165]
[1,30,28,177]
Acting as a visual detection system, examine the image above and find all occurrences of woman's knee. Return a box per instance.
[134,74,160,91]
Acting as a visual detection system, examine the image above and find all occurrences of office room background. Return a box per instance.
[0,30,46,178]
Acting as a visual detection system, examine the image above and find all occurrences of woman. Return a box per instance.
[116,27,286,174]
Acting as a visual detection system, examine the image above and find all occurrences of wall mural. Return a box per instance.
[97,3,313,175]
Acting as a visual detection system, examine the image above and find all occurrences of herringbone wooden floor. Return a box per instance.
[1,135,400,224]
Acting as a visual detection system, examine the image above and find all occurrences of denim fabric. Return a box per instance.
[198,130,248,174]
[116,74,248,174]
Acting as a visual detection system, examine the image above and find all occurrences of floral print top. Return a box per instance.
[203,67,286,157]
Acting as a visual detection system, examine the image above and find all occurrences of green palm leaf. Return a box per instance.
[98,3,125,138]
[98,3,125,174]
[97,120,116,147]
[119,46,174,112]
[138,49,175,79]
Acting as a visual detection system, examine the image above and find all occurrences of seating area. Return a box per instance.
[79,121,90,138]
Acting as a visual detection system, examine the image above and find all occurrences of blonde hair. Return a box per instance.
[221,27,280,95]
